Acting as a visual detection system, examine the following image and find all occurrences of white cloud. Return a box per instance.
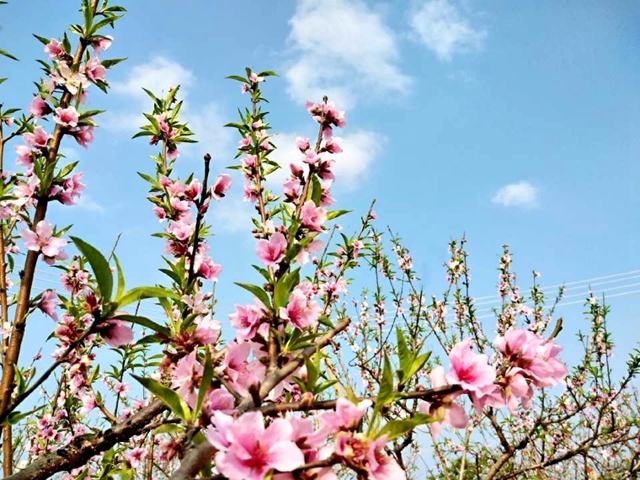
[106,56,232,161]
[285,0,412,108]
[76,193,105,213]
[209,196,256,234]
[111,56,194,100]
[410,0,486,61]
[268,130,384,191]
[492,181,539,209]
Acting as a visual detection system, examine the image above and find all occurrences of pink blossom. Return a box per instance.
[57,173,86,205]
[15,145,33,170]
[52,62,89,95]
[211,174,232,200]
[91,35,112,53]
[20,220,67,259]
[279,288,321,330]
[37,289,60,321]
[171,351,203,406]
[125,447,147,469]
[418,366,468,438]
[167,217,194,241]
[300,200,327,232]
[256,232,287,266]
[495,328,567,388]
[290,162,304,178]
[194,315,221,345]
[44,39,64,59]
[306,100,346,129]
[23,127,51,148]
[74,125,94,149]
[193,254,222,281]
[98,319,133,348]
[202,387,235,416]
[319,398,372,433]
[229,302,265,342]
[84,57,106,81]
[447,340,496,411]
[295,136,310,152]
[28,96,49,120]
[206,411,304,480]
[325,136,343,153]
[366,435,406,480]
[282,178,300,202]
[13,176,41,207]
[295,239,323,266]
[243,181,259,203]
[249,72,264,84]
[54,106,79,128]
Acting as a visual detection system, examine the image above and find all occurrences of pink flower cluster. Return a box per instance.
[204,398,404,480]
[151,174,228,281]
[420,328,567,437]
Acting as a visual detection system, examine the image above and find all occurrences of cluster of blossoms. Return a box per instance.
[206,398,404,480]
[419,328,567,437]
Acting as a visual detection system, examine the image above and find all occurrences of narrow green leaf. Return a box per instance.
[114,314,170,337]
[327,209,351,221]
[100,57,127,69]
[132,375,190,422]
[195,351,213,417]
[117,286,180,308]
[32,34,50,45]
[0,78,6,85]
[226,75,248,83]
[377,413,434,441]
[0,48,18,61]
[234,282,272,309]
[396,327,412,385]
[113,254,125,300]
[70,236,113,301]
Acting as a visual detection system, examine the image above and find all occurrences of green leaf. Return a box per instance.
[407,351,431,384]
[32,34,50,46]
[113,254,125,300]
[0,78,6,85]
[377,413,434,441]
[100,57,127,69]
[234,282,272,310]
[0,48,18,61]
[195,350,213,417]
[117,286,180,308]
[310,175,322,206]
[91,15,124,33]
[226,75,248,83]
[304,354,319,391]
[132,374,190,422]
[153,423,183,435]
[114,314,170,337]
[327,210,351,221]
[372,353,396,422]
[396,327,412,385]
[70,236,113,301]
[273,268,300,310]
[257,70,279,78]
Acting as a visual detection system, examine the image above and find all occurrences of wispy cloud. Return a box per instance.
[209,196,255,234]
[105,56,232,161]
[410,0,486,61]
[268,130,384,191]
[76,193,105,213]
[492,181,539,209]
[285,0,412,109]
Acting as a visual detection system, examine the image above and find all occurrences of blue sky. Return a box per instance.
[1,0,639,369]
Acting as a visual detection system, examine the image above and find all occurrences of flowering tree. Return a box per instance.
[0,2,638,480]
